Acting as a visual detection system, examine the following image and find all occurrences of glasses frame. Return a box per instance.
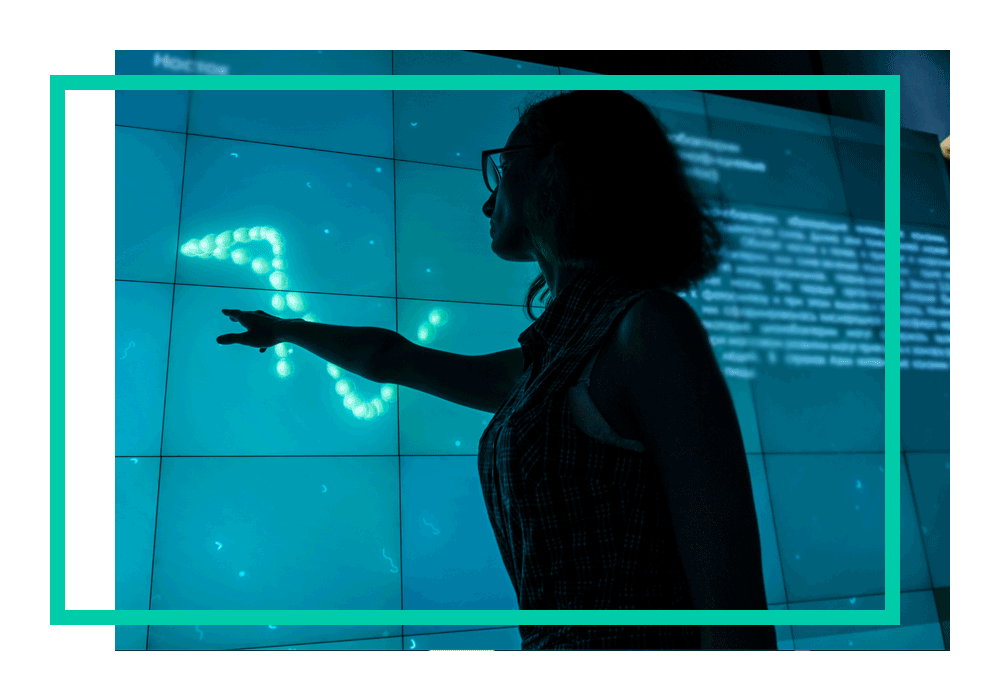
[481,143,550,193]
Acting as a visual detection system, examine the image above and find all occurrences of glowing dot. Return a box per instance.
[417,322,437,343]
[286,293,305,313]
[428,308,448,326]
[269,270,289,290]
[376,167,382,173]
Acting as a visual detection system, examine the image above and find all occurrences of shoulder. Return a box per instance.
[614,290,706,353]
[611,290,717,413]
[636,289,697,317]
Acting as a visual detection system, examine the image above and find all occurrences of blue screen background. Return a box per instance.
[113,50,950,651]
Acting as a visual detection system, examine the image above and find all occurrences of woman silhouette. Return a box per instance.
[220,89,777,651]
[477,89,776,651]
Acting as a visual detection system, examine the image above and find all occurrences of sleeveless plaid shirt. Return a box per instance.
[477,267,701,650]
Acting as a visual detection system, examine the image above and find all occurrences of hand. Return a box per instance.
[217,309,286,353]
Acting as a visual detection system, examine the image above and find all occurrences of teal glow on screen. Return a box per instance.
[106,52,949,651]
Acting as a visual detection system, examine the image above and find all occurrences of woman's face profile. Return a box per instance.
[484,124,539,264]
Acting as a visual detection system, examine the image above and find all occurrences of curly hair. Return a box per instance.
[514,90,726,320]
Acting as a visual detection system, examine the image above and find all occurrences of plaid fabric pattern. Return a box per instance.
[478,268,701,651]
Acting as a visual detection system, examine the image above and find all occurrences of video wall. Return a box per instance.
[114,50,950,650]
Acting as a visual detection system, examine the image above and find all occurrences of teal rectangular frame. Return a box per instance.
[51,73,901,628]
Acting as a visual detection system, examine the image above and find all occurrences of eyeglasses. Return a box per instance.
[481,143,549,193]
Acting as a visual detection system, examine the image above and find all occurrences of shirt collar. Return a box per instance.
[517,267,635,354]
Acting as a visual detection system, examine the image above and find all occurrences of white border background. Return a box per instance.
[5,0,993,696]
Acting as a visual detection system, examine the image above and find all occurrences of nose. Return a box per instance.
[482,188,496,218]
